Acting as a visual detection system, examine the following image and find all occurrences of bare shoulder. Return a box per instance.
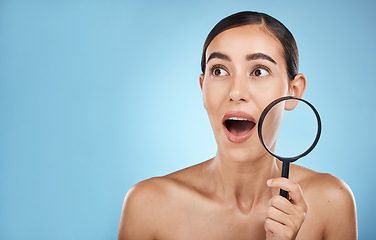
[118,161,209,240]
[291,164,355,205]
[117,177,168,239]
[291,164,357,239]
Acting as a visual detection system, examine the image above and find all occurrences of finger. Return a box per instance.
[264,217,284,233]
[269,195,307,227]
[264,218,294,239]
[266,204,291,226]
[267,178,305,205]
[269,195,294,215]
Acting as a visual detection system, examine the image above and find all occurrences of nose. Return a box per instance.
[229,75,249,103]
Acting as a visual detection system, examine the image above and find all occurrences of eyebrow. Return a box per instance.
[206,51,277,65]
[246,52,276,64]
[206,52,231,63]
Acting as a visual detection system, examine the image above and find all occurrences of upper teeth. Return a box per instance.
[228,117,249,121]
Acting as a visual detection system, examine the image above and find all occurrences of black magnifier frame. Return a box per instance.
[258,96,322,198]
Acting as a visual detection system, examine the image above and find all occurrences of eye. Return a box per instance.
[253,68,269,77]
[211,67,228,77]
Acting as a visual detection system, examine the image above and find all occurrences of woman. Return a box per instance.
[118,11,357,240]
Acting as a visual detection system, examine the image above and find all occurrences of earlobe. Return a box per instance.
[199,74,204,90]
[285,73,307,111]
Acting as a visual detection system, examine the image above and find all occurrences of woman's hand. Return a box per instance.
[264,178,308,240]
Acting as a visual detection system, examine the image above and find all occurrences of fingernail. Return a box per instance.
[267,179,273,186]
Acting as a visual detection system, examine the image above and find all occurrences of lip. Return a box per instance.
[222,111,256,143]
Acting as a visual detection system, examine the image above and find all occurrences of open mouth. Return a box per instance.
[224,117,256,135]
[222,112,256,143]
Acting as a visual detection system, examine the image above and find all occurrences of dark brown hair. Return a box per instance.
[201,11,299,80]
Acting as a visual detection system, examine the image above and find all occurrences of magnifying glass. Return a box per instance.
[258,96,321,198]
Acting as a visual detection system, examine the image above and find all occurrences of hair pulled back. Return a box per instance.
[201,11,299,80]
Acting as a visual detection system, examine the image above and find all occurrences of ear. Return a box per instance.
[284,73,307,111]
[199,74,204,90]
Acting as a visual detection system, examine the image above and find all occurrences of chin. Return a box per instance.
[217,139,268,164]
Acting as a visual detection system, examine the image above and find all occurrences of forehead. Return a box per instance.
[206,25,285,64]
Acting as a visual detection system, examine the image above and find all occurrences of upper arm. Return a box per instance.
[118,180,160,240]
[321,175,357,240]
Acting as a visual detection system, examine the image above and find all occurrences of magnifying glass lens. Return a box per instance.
[260,98,320,160]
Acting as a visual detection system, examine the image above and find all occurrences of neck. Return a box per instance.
[208,151,281,213]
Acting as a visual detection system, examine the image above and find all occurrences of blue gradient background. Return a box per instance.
[1,0,375,239]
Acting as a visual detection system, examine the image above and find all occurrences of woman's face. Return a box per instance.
[200,24,292,162]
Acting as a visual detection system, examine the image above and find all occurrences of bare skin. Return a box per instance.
[119,161,356,240]
[118,25,357,239]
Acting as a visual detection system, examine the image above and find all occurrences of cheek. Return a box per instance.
[202,80,225,113]
[260,79,290,106]
[202,87,209,111]
[202,90,217,118]
[260,102,285,149]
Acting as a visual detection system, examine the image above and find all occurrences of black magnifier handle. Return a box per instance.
[280,161,290,199]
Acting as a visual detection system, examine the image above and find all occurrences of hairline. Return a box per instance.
[201,12,299,80]
[202,22,276,69]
